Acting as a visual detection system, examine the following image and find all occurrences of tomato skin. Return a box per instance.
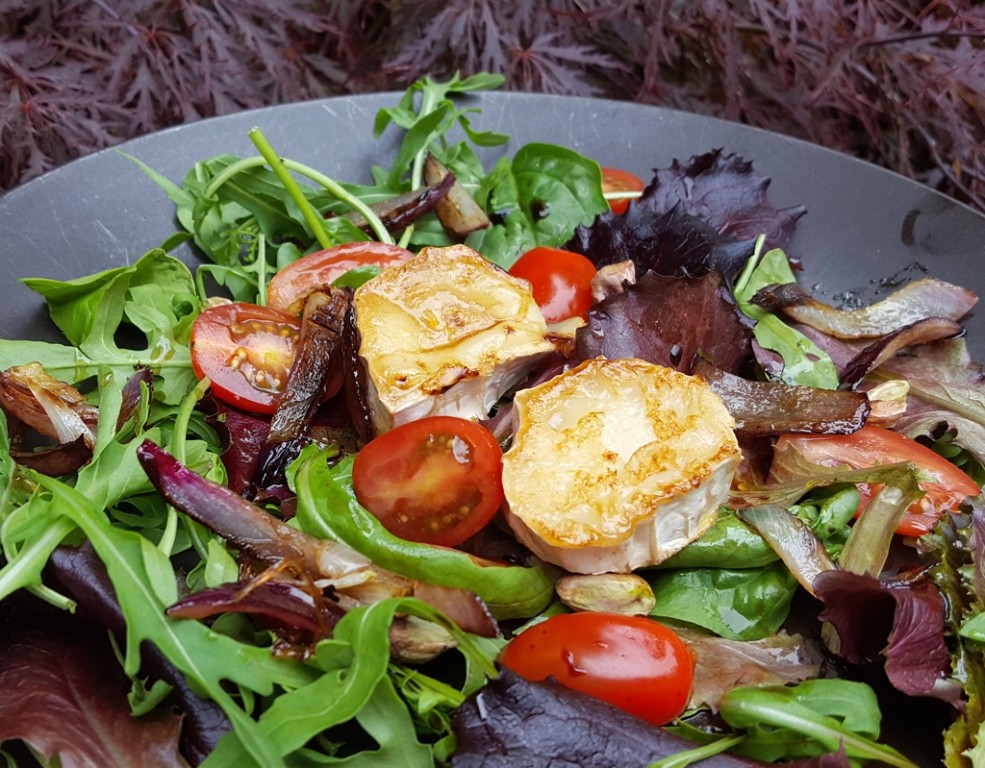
[351,416,504,547]
[508,246,596,323]
[499,612,694,726]
[267,242,414,316]
[190,303,301,415]
[602,166,645,215]
[774,425,981,537]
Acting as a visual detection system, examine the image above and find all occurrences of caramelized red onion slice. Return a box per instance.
[751,277,977,339]
[736,505,837,596]
[694,359,869,436]
[340,173,455,233]
[10,437,92,476]
[839,317,964,389]
[116,368,154,431]
[342,297,375,446]
[139,439,380,579]
[166,577,345,635]
[4,368,153,477]
[136,440,498,638]
[254,288,350,488]
[423,152,491,238]
[0,363,98,447]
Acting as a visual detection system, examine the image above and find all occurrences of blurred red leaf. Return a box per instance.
[0,607,189,768]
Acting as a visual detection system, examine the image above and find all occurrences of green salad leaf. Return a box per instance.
[720,679,918,767]
[466,142,609,267]
[733,240,839,389]
[291,448,556,620]
[373,71,508,190]
[1,249,200,404]
[646,562,797,641]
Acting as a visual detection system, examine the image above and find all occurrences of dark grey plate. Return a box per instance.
[3,91,984,351]
[0,91,977,763]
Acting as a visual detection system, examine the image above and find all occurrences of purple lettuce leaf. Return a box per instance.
[562,150,804,284]
[813,569,960,704]
[0,601,188,768]
[574,271,752,374]
[451,667,779,768]
[640,150,806,251]
[45,543,230,765]
[563,202,755,282]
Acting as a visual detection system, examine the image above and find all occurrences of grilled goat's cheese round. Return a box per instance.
[502,357,740,574]
[353,244,555,435]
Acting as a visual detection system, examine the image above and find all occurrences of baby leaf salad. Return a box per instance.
[2,73,985,768]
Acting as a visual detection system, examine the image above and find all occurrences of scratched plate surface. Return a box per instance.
[0,91,983,763]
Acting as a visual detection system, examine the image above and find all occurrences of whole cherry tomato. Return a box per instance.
[267,241,414,316]
[352,415,504,547]
[508,246,596,323]
[602,166,645,215]
[499,612,694,727]
[773,425,980,537]
[190,303,301,414]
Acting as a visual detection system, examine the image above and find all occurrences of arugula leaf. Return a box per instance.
[733,241,839,389]
[3,250,200,404]
[28,466,316,768]
[373,72,508,189]
[131,152,370,302]
[202,597,497,767]
[466,143,609,267]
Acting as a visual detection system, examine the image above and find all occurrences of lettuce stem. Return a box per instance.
[205,144,393,246]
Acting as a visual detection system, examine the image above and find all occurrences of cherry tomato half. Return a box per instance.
[499,612,694,726]
[351,416,504,547]
[190,303,301,414]
[267,241,414,316]
[774,425,981,537]
[508,246,596,323]
[602,166,645,215]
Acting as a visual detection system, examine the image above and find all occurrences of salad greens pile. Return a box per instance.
[0,72,981,768]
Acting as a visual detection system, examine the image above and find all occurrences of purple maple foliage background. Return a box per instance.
[1,1,984,213]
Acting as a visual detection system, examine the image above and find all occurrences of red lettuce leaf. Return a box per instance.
[640,150,806,251]
[0,602,188,768]
[451,667,778,768]
[564,202,755,282]
[574,271,752,374]
[200,395,270,496]
[45,543,230,765]
[813,569,960,704]
[563,150,805,283]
